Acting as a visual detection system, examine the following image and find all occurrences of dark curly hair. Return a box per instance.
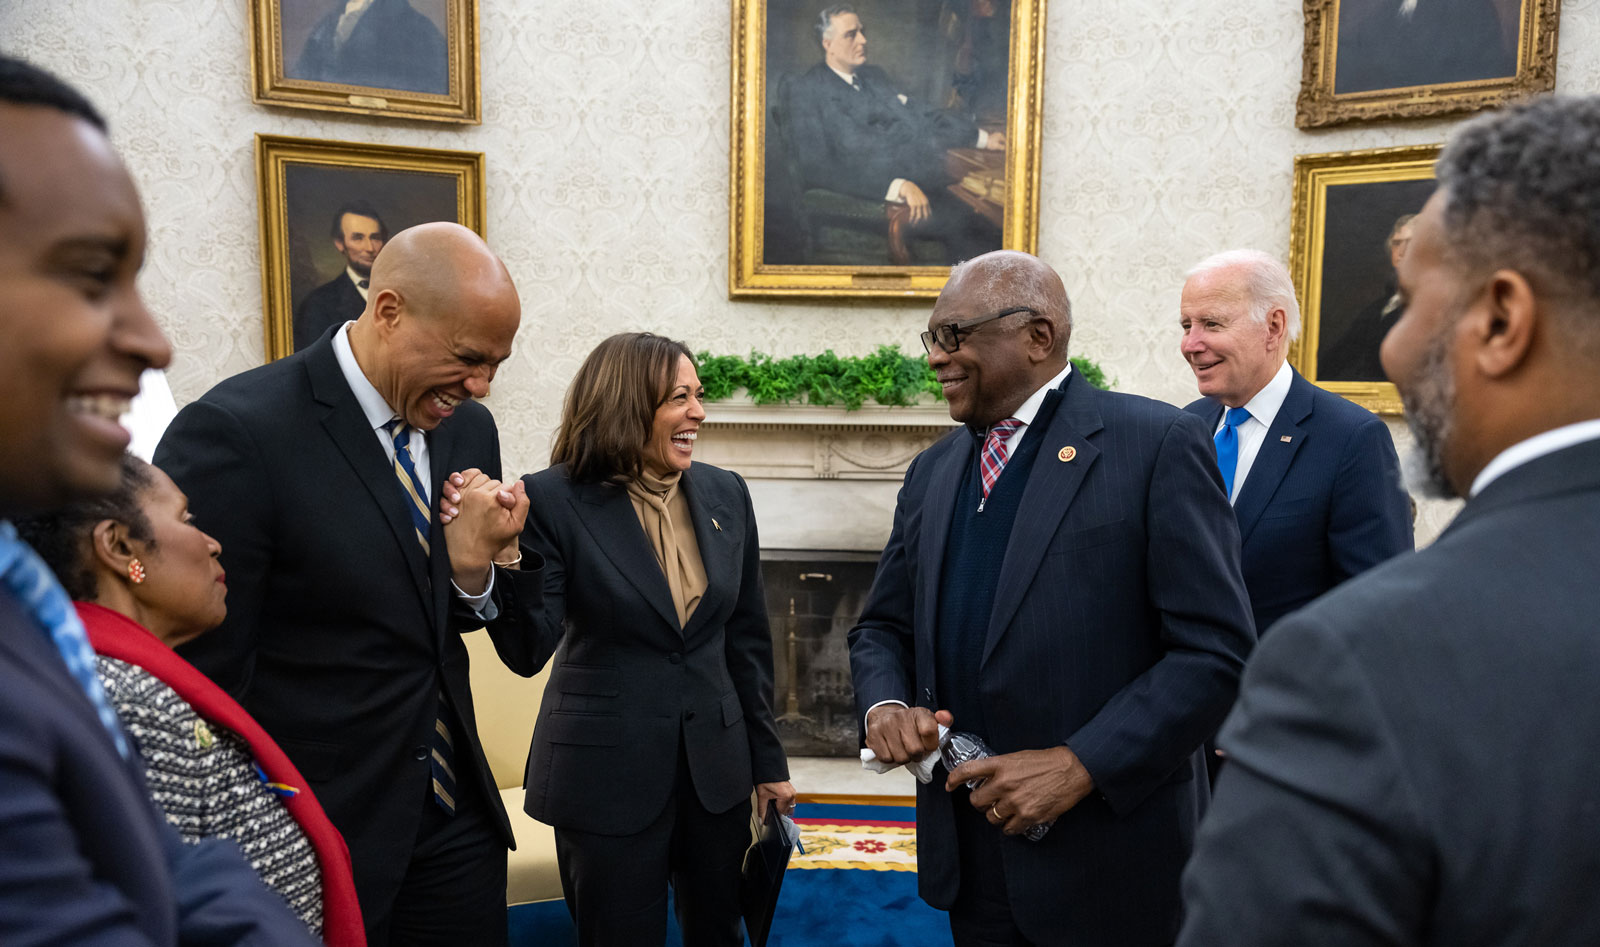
[12,454,157,601]
[1435,95,1600,347]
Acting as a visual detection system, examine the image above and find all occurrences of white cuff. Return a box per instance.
[886,178,907,203]
[452,568,498,620]
[976,129,989,148]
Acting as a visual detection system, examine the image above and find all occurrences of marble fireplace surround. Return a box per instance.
[695,400,960,553]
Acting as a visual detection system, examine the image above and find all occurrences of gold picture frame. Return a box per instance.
[729,0,1048,299]
[250,0,481,124]
[1296,0,1559,129]
[256,134,486,361]
[1289,144,1441,414]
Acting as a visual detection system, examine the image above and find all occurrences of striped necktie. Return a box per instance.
[382,420,457,814]
[385,419,432,556]
[977,418,1023,512]
[0,522,130,758]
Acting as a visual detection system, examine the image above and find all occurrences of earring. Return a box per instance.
[128,559,146,584]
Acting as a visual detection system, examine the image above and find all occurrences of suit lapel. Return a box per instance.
[304,341,431,610]
[917,432,974,663]
[680,467,733,642]
[1232,372,1312,544]
[569,480,680,631]
[983,377,1103,666]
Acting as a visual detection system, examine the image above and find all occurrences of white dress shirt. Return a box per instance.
[1470,418,1600,498]
[346,266,370,303]
[1213,361,1294,504]
[331,322,496,614]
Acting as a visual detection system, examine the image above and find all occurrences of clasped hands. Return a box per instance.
[864,704,1094,836]
[438,468,528,595]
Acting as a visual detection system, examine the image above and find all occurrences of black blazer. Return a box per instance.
[496,462,788,837]
[154,333,542,918]
[849,371,1256,944]
[0,588,316,945]
[1186,368,1413,635]
[293,0,449,95]
[293,273,364,353]
[1181,436,1600,945]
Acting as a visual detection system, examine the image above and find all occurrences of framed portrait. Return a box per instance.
[256,134,485,361]
[1296,0,1559,128]
[1288,144,1440,414]
[729,0,1048,299]
[250,0,480,124]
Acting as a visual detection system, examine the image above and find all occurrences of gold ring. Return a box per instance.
[990,802,1004,820]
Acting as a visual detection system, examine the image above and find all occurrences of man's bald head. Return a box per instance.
[349,222,520,431]
[366,221,517,326]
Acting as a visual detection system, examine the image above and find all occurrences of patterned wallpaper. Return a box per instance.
[6,0,1600,543]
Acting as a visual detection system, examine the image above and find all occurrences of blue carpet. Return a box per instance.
[507,801,949,946]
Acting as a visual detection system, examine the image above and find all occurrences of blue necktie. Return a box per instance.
[384,419,432,556]
[1213,406,1252,501]
[0,521,129,758]
[382,420,458,814]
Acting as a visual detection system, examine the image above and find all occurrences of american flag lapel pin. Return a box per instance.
[1280,435,1294,443]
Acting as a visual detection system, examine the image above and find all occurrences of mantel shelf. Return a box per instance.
[702,398,958,430]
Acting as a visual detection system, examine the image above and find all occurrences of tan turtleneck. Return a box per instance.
[625,468,707,627]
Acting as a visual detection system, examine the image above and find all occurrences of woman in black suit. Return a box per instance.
[490,332,793,946]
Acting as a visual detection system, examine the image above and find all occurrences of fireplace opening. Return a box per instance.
[760,549,881,758]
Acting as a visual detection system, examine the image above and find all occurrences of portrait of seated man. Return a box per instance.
[293,200,387,352]
[289,0,449,96]
[767,2,1009,266]
[1334,0,1519,95]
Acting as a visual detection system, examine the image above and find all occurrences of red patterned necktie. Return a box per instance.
[980,418,1023,500]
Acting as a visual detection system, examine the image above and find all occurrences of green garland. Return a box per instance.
[696,345,1110,410]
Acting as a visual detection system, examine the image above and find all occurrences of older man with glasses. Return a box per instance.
[850,250,1255,946]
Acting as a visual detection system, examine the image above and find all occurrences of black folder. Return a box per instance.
[740,803,796,947]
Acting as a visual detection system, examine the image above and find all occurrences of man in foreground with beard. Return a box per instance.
[1179,94,1600,945]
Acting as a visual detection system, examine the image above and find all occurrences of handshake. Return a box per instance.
[437,468,529,595]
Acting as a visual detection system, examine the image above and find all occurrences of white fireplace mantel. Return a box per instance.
[695,399,959,552]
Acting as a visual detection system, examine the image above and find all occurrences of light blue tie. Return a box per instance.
[1213,406,1252,501]
[0,521,129,758]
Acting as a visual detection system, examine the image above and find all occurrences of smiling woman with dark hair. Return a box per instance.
[475,331,793,946]
[14,454,365,947]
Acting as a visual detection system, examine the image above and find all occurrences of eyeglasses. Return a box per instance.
[920,306,1036,355]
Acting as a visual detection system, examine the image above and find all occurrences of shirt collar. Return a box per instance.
[1234,361,1293,429]
[1469,418,1600,497]
[1008,362,1073,430]
[827,63,858,85]
[331,321,400,432]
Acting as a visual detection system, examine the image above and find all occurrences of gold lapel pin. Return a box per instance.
[1280,435,1294,443]
[1058,446,1077,462]
[712,518,722,531]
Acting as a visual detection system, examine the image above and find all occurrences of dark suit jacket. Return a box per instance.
[498,462,788,837]
[1180,435,1600,946]
[849,372,1256,945]
[1336,0,1513,95]
[781,62,980,202]
[1186,368,1412,635]
[153,333,541,922]
[293,0,449,95]
[0,588,316,946]
[293,272,364,353]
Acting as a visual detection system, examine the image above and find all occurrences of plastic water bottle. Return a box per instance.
[940,730,1055,842]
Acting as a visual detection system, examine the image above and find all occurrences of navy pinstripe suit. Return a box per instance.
[849,370,1256,945]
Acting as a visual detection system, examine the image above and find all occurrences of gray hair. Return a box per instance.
[1185,248,1302,343]
[948,253,1074,356]
[1435,94,1600,350]
[815,4,857,47]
